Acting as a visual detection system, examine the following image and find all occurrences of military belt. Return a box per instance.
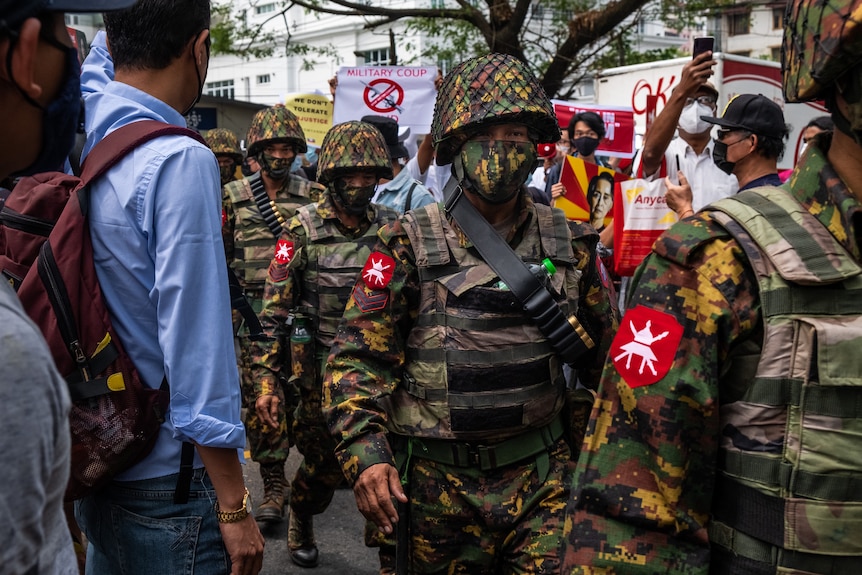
[393,414,563,471]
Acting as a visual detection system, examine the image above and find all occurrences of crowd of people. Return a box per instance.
[3,0,862,574]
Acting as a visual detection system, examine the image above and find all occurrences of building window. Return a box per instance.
[772,7,784,29]
[205,79,234,99]
[730,50,751,58]
[728,11,751,36]
[255,3,276,15]
[357,48,390,66]
[770,46,781,61]
[65,14,80,25]
[257,74,271,84]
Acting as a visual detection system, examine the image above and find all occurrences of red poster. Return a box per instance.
[551,100,636,158]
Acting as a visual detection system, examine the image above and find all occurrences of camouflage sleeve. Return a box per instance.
[568,220,621,389]
[322,219,419,484]
[222,189,235,266]
[250,218,307,398]
[562,215,761,574]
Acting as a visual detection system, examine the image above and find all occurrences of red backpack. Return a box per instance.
[1,121,206,500]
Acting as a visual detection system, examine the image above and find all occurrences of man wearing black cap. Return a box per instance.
[703,93,789,191]
[0,1,135,573]
[361,115,436,213]
[665,94,789,219]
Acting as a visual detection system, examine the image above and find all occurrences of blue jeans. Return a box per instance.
[75,468,229,575]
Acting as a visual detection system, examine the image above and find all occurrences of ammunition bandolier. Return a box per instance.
[224,173,320,311]
[707,186,862,574]
[386,202,583,448]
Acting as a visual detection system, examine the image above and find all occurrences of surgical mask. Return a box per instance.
[712,140,736,175]
[678,102,713,135]
[571,136,600,158]
[333,180,376,216]
[556,143,571,155]
[12,45,82,177]
[259,153,292,180]
[455,139,536,204]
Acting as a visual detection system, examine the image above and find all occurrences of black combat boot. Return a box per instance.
[288,512,319,567]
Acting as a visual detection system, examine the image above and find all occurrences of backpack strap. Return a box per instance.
[80,120,206,187]
[405,181,418,212]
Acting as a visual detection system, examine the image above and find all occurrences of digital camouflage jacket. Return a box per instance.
[563,134,862,573]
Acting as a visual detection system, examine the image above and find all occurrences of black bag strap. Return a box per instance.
[248,171,286,238]
[443,179,595,365]
[227,265,268,341]
[404,181,418,213]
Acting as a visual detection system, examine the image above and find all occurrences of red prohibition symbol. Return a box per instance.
[363,78,405,113]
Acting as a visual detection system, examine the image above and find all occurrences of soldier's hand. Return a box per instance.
[255,394,280,429]
[353,463,407,535]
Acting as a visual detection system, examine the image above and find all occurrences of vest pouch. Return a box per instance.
[563,386,596,461]
[289,313,317,395]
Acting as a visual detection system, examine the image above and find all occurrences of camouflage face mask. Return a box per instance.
[259,152,292,179]
[219,164,235,186]
[455,139,536,204]
[333,179,376,216]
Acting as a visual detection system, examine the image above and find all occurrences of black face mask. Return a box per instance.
[712,140,736,175]
[11,43,82,177]
[332,178,375,216]
[259,153,292,180]
[182,32,209,117]
[571,136,600,158]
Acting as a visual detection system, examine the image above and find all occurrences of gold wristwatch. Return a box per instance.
[214,488,252,523]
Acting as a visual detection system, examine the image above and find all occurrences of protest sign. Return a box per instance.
[612,177,679,276]
[555,155,630,230]
[551,100,636,158]
[333,66,437,133]
[285,93,333,147]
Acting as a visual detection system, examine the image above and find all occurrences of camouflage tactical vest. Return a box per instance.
[224,173,320,300]
[385,202,582,443]
[293,200,398,353]
[707,187,862,573]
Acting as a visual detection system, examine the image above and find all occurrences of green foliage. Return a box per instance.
[592,33,684,71]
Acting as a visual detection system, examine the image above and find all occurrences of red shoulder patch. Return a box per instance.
[610,305,683,388]
[361,252,395,290]
[274,238,294,265]
[221,208,227,227]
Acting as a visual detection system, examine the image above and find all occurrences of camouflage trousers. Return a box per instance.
[396,437,572,575]
[238,336,294,464]
[289,378,344,515]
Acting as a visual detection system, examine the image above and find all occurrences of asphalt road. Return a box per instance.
[243,449,380,575]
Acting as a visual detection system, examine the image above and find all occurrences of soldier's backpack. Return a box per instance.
[0,120,206,500]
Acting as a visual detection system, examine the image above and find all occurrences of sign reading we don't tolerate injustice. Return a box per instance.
[285,93,334,148]
[333,66,437,134]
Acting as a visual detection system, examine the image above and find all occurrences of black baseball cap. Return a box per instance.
[1,0,137,33]
[701,93,786,139]
[361,115,408,160]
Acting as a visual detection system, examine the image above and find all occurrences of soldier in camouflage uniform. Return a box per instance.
[252,121,399,568]
[562,2,862,573]
[322,53,618,574]
[222,104,323,524]
[204,127,243,187]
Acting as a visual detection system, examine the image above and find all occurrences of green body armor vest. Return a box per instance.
[707,187,862,574]
[293,202,398,353]
[224,173,318,304]
[384,203,583,443]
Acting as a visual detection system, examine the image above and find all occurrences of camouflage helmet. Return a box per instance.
[246,104,308,157]
[204,128,243,163]
[783,0,862,102]
[431,53,560,165]
[316,121,393,186]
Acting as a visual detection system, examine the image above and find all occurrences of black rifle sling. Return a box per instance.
[443,179,595,365]
[248,171,286,238]
[227,265,268,341]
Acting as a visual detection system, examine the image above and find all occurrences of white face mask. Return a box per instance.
[678,102,713,135]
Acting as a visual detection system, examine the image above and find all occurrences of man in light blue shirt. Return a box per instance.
[362,115,436,213]
[74,2,264,574]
